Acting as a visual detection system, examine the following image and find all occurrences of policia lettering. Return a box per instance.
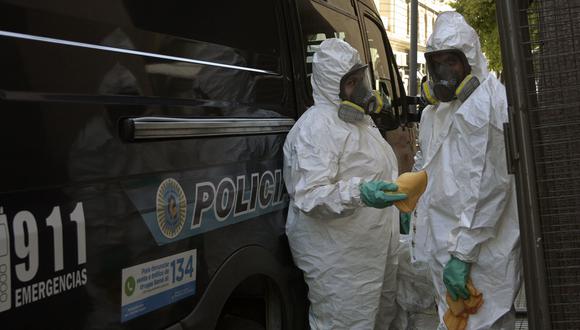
[191,170,285,229]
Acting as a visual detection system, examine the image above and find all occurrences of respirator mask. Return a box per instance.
[421,49,480,105]
[338,64,397,129]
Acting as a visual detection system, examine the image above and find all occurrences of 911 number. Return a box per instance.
[12,202,86,282]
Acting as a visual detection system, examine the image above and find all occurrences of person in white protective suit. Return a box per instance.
[412,12,522,329]
[283,38,407,329]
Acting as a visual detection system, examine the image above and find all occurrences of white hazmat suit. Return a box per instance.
[283,38,400,329]
[413,12,522,330]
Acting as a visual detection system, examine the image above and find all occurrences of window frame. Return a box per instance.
[295,0,368,107]
[363,15,394,93]
[361,12,407,110]
[310,0,358,19]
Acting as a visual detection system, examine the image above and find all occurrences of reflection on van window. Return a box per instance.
[298,0,365,103]
[3,0,290,115]
[120,0,289,115]
[123,0,280,72]
[144,43,288,116]
[364,17,394,98]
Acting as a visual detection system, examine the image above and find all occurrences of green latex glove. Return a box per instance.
[400,212,411,234]
[443,255,471,301]
[360,181,407,209]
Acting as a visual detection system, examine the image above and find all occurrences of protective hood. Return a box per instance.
[427,11,488,82]
[311,38,361,106]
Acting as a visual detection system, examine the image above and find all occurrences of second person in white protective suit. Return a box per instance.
[283,38,407,329]
[413,12,522,330]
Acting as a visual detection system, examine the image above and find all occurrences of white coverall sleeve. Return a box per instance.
[287,123,363,219]
[447,99,511,263]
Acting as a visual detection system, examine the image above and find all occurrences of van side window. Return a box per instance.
[298,0,366,105]
[120,0,292,116]
[2,1,293,116]
[123,0,280,72]
[4,1,281,73]
[364,17,395,100]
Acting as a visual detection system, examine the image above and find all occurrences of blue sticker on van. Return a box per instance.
[123,161,288,245]
[121,249,197,322]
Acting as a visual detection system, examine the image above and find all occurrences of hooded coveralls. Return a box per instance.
[413,12,522,330]
[283,38,400,330]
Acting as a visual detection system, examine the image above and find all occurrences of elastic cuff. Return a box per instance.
[339,177,364,207]
[449,247,480,263]
[351,177,363,206]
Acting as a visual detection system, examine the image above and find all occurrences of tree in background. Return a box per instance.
[451,0,502,74]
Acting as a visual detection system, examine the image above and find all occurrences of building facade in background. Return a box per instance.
[374,0,452,94]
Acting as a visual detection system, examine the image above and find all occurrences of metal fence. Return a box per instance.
[498,0,580,329]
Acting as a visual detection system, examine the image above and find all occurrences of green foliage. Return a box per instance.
[451,0,502,73]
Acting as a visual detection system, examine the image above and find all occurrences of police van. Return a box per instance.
[0,0,413,328]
